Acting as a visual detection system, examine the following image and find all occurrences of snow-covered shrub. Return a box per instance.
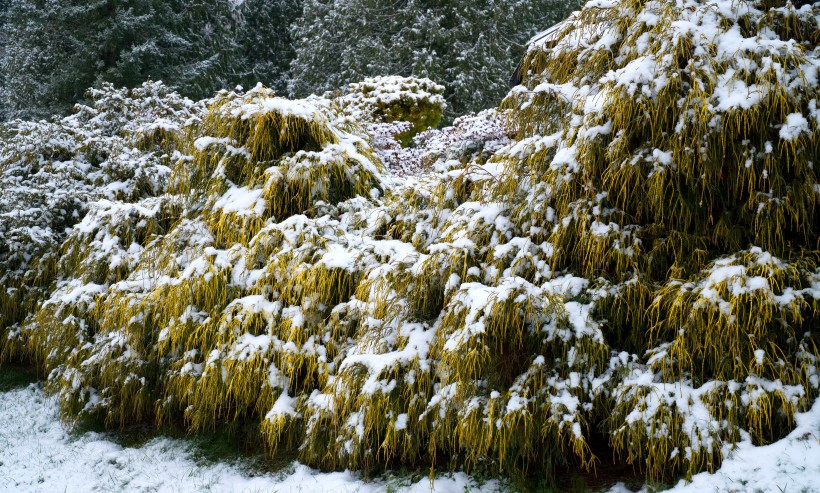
[3,4,820,483]
[1,71,594,479]
[369,109,511,177]
[20,83,389,431]
[341,76,446,145]
[415,109,511,169]
[501,0,820,480]
[0,82,200,359]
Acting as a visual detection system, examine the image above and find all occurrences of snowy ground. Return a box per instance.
[609,399,820,493]
[1,383,818,493]
[0,384,505,493]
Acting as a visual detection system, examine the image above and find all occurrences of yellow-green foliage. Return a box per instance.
[499,0,820,481]
[3,3,820,486]
[343,76,447,145]
[429,280,603,474]
[7,85,391,444]
[0,81,196,365]
[175,85,383,246]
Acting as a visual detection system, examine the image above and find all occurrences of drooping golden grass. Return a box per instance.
[1,4,819,486]
[498,0,820,480]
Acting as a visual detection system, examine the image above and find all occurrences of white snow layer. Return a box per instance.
[0,385,505,493]
[3,384,818,492]
[609,398,820,493]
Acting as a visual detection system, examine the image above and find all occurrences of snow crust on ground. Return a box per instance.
[2,383,819,492]
[609,398,820,493]
[0,385,505,493]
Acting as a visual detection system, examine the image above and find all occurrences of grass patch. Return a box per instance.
[184,422,299,473]
[0,362,39,391]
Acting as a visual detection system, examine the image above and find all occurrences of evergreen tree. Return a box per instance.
[289,0,577,117]
[231,0,302,94]
[0,0,236,119]
[0,0,7,120]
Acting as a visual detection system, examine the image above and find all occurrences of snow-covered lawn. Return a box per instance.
[0,384,505,493]
[1,383,819,493]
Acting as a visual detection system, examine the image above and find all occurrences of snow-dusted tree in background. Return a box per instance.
[0,0,575,120]
[231,0,302,94]
[0,0,236,119]
[0,0,8,120]
[289,0,577,117]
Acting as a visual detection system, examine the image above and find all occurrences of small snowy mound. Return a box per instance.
[341,76,446,141]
